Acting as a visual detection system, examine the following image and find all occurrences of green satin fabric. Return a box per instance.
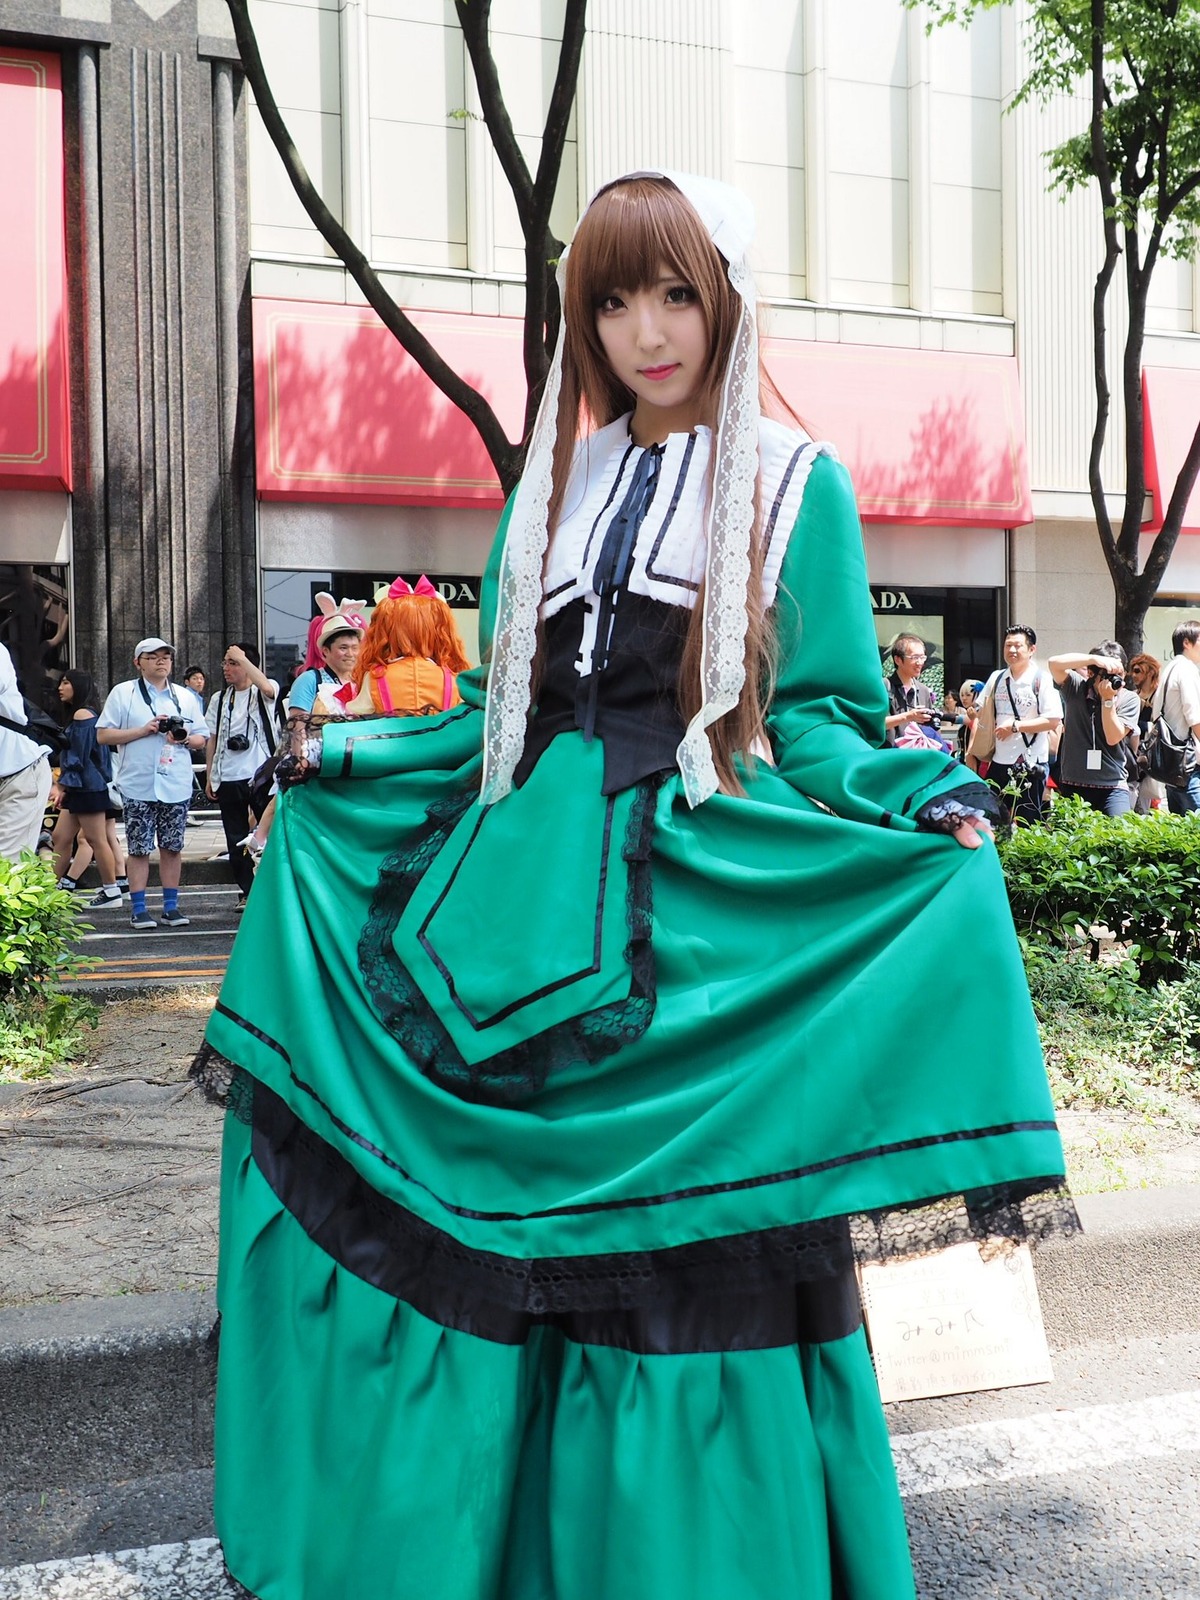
[207,459,1061,1261]
[216,1114,916,1600]
[207,451,1063,1599]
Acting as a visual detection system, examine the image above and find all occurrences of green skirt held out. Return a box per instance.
[200,455,1073,1600]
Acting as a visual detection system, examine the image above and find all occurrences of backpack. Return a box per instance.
[0,699,67,763]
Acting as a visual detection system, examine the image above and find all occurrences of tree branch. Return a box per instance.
[455,0,535,227]
[226,0,520,491]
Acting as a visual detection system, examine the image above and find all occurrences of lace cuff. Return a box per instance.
[915,781,1000,834]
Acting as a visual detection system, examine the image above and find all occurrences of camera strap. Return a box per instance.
[1001,670,1042,750]
[135,678,182,719]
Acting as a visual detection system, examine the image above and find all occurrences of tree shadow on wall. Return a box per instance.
[264,317,511,504]
[850,395,1023,524]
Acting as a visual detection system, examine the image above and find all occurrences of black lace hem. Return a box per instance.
[354,777,661,1105]
[191,1062,1080,1320]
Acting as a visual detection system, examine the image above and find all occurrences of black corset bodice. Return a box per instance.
[514,596,690,796]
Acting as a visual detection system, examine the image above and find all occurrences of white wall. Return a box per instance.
[243,0,1200,550]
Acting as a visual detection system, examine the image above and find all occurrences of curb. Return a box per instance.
[2,1190,1197,1495]
[0,1293,216,1496]
[1034,1183,1200,1346]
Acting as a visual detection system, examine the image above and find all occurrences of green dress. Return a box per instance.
[202,443,1068,1600]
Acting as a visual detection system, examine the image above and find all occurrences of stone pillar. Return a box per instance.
[0,0,256,685]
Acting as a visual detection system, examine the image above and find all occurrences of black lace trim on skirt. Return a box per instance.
[190,1060,1080,1334]
[353,777,661,1105]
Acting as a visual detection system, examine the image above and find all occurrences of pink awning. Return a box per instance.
[764,339,1030,527]
[1143,366,1200,534]
[254,297,1031,526]
[0,48,70,493]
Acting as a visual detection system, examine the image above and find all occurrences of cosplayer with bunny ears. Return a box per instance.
[197,172,1074,1600]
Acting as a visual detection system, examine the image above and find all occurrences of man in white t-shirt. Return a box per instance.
[205,642,280,909]
[1151,619,1200,814]
[978,624,1063,823]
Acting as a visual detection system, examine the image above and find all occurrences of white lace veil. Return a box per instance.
[480,169,760,809]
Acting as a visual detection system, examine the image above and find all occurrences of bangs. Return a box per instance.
[568,177,716,303]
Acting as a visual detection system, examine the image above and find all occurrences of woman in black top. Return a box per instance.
[50,670,124,907]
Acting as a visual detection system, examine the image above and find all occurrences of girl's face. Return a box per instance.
[58,677,73,703]
[594,267,709,444]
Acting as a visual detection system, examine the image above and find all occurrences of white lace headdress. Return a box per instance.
[480,169,760,809]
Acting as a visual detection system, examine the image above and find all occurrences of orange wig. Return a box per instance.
[357,589,469,679]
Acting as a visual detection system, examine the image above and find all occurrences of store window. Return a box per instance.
[872,586,1001,699]
[0,562,70,712]
[1145,597,1200,666]
[263,568,482,689]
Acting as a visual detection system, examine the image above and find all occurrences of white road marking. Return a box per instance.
[0,1540,230,1599]
[892,1388,1200,1497]
[2,1393,1198,1595]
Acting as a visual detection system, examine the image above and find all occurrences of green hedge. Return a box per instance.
[996,799,1200,984]
[0,852,90,995]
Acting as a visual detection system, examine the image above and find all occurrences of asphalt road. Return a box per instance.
[66,882,240,990]
[1,1330,1197,1598]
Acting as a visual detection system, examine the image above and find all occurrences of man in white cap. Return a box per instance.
[0,642,54,864]
[96,638,207,929]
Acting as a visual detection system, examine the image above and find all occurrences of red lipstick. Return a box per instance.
[640,364,679,381]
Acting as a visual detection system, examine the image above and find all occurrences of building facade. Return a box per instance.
[4,0,1200,706]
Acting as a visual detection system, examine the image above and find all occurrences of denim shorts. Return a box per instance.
[121,796,189,856]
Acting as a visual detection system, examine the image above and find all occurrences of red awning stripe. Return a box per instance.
[254,297,1030,527]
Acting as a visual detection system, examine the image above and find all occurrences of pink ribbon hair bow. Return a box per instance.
[387,575,439,599]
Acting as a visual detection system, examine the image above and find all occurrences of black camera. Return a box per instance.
[157,715,189,741]
[227,732,251,752]
[1092,668,1126,692]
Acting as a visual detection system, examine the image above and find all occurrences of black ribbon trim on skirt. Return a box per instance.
[206,1003,1069,1231]
[250,1077,863,1353]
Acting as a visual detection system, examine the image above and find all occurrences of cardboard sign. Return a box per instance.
[859,1240,1053,1403]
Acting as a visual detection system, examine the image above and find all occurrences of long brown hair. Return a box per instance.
[546,175,775,794]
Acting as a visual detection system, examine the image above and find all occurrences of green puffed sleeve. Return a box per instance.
[455,493,515,712]
[766,452,976,831]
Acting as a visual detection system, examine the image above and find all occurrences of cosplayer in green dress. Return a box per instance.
[200,172,1072,1600]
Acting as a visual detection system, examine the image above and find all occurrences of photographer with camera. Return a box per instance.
[970,625,1062,823]
[1047,641,1141,816]
[205,642,279,911]
[96,638,208,929]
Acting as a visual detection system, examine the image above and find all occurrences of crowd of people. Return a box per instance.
[885,621,1200,826]
[0,578,480,923]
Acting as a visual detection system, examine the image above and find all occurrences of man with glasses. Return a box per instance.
[883,632,940,746]
[97,639,207,929]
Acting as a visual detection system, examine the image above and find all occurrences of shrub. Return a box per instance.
[0,852,96,994]
[997,800,1200,984]
[0,990,99,1081]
